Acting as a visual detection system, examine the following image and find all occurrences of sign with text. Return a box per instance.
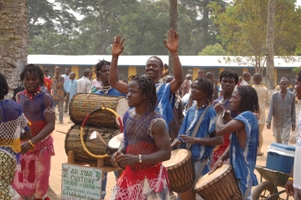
[61,163,102,200]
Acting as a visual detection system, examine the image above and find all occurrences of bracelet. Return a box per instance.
[172,56,179,59]
[28,140,35,148]
[288,177,294,181]
[112,57,118,61]
[138,154,142,164]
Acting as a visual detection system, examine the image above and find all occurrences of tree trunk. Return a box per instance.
[0,0,28,98]
[266,0,275,90]
[168,0,177,75]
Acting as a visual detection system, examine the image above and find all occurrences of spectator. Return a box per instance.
[77,68,92,93]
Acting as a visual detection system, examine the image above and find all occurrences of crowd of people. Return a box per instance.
[0,29,300,200]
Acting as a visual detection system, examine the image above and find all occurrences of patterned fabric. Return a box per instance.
[43,77,52,93]
[230,111,258,200]
[0,99,28,153]
[51,75,65,100]
[156,83,174,125]
[0,149,16,200]
[178,106,216,175]
[210,97,237,168]
[12,91,55,198]
[110,110,170,200]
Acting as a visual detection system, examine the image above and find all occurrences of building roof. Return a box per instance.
[27,55,301,68]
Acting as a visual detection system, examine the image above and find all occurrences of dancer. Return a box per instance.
[285,70,301,200]
[13,64,55,200]
[213,86,259,200]
[109,29,183,126]
[111,75,171,200]
[177,77,223,200]
[210,69,238,168]
[0,73,32,199]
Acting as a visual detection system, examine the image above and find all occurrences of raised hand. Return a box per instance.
[163,29,178,53]
[111,35,125,57]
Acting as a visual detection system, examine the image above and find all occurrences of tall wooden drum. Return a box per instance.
[194,164,241,200]
[162,149,195,193]
[69,94,128,128]
[64,124,120,166]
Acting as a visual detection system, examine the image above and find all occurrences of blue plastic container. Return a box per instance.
[266,143,295,173]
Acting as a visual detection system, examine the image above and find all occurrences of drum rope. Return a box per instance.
[80,107,123,159]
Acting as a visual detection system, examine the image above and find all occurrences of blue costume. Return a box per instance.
[156,83,174,125]
[178,106,216,175]
[230,111,258,200]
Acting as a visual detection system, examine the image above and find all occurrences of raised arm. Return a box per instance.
[110,35,129,94]
[164,29,184,94]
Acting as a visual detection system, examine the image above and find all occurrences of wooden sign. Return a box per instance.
[61,163,103,200]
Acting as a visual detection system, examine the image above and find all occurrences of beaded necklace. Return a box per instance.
[23,86,41,100]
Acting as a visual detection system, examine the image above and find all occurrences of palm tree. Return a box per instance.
[0,0,28,98]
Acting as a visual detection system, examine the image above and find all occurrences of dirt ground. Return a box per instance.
[47,108,295,200]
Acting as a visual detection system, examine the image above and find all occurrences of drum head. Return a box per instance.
[115,98,129,126]
[108,133,124,149]
[195,164,231,188]
[162,149,190,168]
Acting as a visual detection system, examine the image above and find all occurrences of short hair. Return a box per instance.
[236,86,259,113]
[44,69,49,73]
[83,68,91,77]
[128,75,157,111]
[192,77,213,104]
[55,66,60,70]
[280,76,289,84]
[206,72,214,79]
[69,72,76,76]
[94,60,111,74]
[0,73,9,99]
[20,64,44,86]
[147,56,163,69]
[219,69,239,84]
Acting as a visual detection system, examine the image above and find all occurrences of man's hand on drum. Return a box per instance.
[285,178,294,196]
[209,159,223,175]
[179,135,195,144]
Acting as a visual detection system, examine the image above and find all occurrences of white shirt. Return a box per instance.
[77,76,92,93]
[294,111,301,189]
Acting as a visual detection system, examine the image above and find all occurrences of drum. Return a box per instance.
[107,133,124,154]
[194,164,241,200]
[69,94,129,128]
[162,149,195,193]
[65,124,120,165]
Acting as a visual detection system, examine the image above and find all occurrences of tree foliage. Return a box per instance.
[209,0,301,73]
[28,0,229,55]
[199,43,227,55]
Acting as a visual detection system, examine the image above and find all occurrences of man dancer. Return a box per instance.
[210,69,238,168]
[94,59,125,199]
[267,77,296,144]
[252,73,270,156]
[213,86,259,200]
[109,29,184,127]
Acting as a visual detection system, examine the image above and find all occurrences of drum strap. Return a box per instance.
[191,157,208,190]
[186,105,211,150]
